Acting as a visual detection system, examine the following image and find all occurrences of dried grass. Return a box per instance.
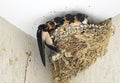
[49,19,113,83]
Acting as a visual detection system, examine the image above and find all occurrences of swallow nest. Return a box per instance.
[49,19,113,83]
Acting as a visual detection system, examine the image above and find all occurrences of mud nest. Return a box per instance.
[49,19,113,83]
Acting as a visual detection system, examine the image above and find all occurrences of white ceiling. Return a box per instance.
[0,0,120,37]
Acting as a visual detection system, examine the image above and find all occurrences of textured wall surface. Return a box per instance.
[0,17,52,83]
[0,15,120,83]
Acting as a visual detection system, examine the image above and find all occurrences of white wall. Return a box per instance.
[0,0,120,37]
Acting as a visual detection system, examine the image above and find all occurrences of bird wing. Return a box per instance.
[37,30,46,66]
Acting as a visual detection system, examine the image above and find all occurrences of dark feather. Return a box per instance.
[37,29,46,66]
[45,42,58,52]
